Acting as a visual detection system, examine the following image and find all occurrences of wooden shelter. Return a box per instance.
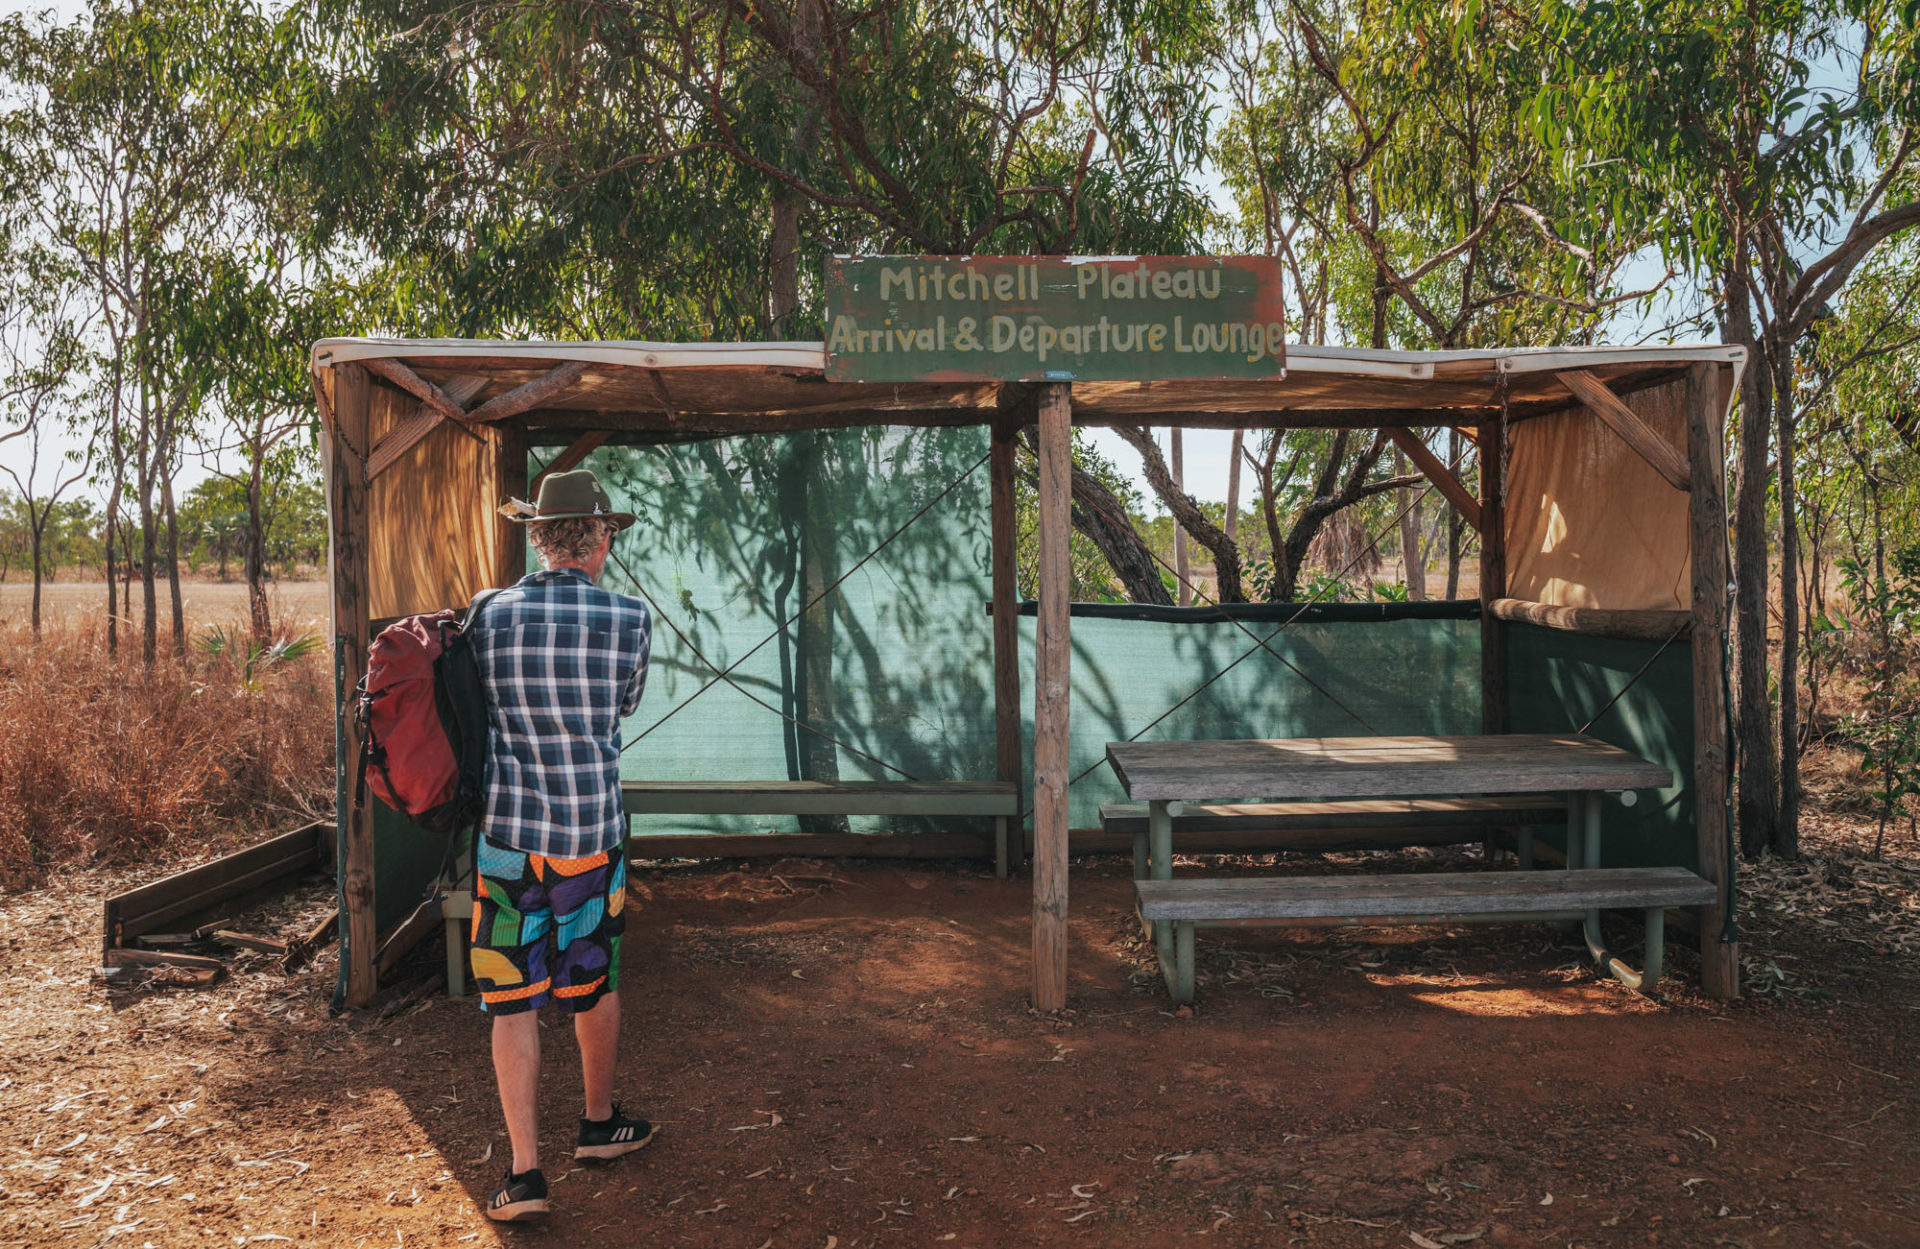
[312,338,1745,1010]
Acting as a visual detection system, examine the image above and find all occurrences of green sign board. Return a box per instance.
[824,254,1286,383]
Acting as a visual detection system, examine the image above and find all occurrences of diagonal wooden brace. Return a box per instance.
[1383,426,1482,532]
[1555,369,1693,492]
[530,430,613,493]
[366,369,490,480]
[465,361,590,424]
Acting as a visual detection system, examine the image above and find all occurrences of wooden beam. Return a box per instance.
[991,422,1021,876]
[1686,362,1739,999]
[1556,369,1693,492]
[374,896,444,979]
[464,361,590,424]
[530,430,612,492]
[1487,598,1692,644]
[1383,426,1483,532]
[496,421,528,584]
[361,357,471,424]
[1031,382,1072,1011]
[328,363,379,1009]
[1479,413,1508,735]
[626,831,994,861]
[366,373,489,481]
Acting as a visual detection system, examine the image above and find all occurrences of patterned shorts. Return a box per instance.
[469,833,626,1015]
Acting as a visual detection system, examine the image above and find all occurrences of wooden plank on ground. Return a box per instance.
[1134,866,1718,921]
[1105,734,1673,802]
[101,823,327,957]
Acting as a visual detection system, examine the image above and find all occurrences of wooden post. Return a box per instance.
[497,421,528,585]
[1478,412,1508,735]
[1686,363,1740,999]
[1031,383,1073,1011]
[990,421,1021,878]
[327,364,378,1008]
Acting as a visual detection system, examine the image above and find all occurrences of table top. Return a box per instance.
[1105,734,1673,802]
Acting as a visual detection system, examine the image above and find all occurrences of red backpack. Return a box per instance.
[352,590,501,835]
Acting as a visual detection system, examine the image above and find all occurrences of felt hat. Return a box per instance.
[498,468,636,531]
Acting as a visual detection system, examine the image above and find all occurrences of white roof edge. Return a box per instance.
[310,337,1746,381]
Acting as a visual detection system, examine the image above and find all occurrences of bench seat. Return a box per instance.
[1099,795,1566,865]
[1134,866,1717,1003]
[620,780,1021,875]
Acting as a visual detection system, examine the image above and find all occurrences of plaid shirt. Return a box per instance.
[473,568,651,858]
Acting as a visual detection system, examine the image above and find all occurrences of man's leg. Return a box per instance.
[574,990,619,1122]
[492,1010,543,1174]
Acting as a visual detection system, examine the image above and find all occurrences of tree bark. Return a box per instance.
[1111,425,1245,602]
[163,469,184,656]
[1773,348,1800,857]
[1727,257,1780,858]
[1170,428,1191,604]
[1016,428,1172,605]
[1397,448,1425,599]
[766,0,821,335]
[1270,434,1404,600]
[246,427,271,639]
[1225,429,1244,545]
[1445,428,1463,599]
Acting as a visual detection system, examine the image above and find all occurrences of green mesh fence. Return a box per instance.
[1504,622,1696,870]
[577,429,1481,834]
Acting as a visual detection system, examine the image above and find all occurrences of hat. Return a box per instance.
[499,468,637,531]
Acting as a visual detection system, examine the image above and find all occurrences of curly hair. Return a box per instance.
[530,516,613,569]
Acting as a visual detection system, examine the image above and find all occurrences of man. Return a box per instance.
[469,468,654,1222]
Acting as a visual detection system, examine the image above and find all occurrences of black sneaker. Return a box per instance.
[574,1104,656,1161]
[485,1167,549,1222]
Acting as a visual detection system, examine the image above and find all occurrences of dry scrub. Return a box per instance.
[0,622,333,888]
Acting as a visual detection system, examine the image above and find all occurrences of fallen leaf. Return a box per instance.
[1539,1193,1553,1206]
[1410,1234,1445,1249]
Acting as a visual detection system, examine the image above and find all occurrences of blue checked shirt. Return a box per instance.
[472,568,651,859]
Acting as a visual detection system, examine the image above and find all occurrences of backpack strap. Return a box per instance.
[462,586,506,631]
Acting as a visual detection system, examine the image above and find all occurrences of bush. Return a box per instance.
[0,621,335,889]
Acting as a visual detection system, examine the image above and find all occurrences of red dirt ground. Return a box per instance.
[3,826,1917,1249]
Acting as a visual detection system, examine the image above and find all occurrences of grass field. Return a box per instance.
[0,578,331,630]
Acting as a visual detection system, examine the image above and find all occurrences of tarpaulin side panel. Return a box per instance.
[1504,621,1696,870]
[1506,379,1693,612]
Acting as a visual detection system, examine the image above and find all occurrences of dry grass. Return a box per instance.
[0,619,335,889]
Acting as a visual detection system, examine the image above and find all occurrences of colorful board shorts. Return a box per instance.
[470,833,625,1015]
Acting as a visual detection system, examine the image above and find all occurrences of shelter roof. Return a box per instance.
[311,338,1746,436]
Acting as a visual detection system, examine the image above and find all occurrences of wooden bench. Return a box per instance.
[1098,795,1568,872]
[622,780,1022,876]
[1134,866,1718,1004]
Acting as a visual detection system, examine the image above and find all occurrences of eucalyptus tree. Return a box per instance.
[1534,0,1920,857]
[1193,0,1657,601]
[0,0,268,662]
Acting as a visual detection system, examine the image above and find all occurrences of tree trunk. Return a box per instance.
[163,470,185,656]
[1225,429,1244,545]
[1396,448,1425,599]
[795,434,847,833]
[1727,260,1780,858]
[1170,429,1191,604]
[103,489,119,654]
[246,444,271,639]
[1112,426,1246,602]
[1773,349,1799,857]
[29,520,44,636]
[1016,428,1172,605]
[767,0,821,336]
[1445,429,1463,598]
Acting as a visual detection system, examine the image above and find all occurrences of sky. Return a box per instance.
[0,0,1710,517]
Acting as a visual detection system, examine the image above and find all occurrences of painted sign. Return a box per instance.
[823,255,1286,383]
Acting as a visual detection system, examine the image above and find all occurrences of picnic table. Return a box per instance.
[1104,734,1715,1003]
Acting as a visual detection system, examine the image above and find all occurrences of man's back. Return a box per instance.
[474,567,651,859]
